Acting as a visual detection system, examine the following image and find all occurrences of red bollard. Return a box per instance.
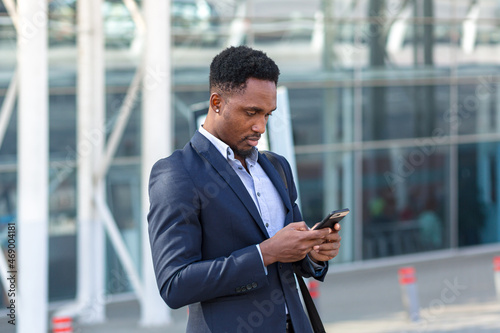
[493,256,500,301]
[52,316,73,333]
[308,280,320,312]
[398,266,420,322]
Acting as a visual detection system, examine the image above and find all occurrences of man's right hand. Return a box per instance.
[259,222,331,266]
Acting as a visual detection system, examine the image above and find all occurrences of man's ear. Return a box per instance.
[210,92,222,113]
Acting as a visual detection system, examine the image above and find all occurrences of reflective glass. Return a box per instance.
[456,77,500,135]
[48,167,77,301]
[289,86,354,146]
[362,146,450,259]
[105,164,141,294]
[362,83,451,140]
[458,143,500,246]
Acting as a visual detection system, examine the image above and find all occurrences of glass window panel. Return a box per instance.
[458,142,500,246]
[296,151,354,224]
[106,91,141,158]
[0,96,17,162]
[50,93,77,156]
[361,84,450,140]
[48,167,77,301]
[105,164,141,295]
[49,0,77,48]
[0,171,16,221]
[455,77,500,135]
[455,23,500,66]
[296,150,355,264]
[289,86,354,146]
[362,146,450,259]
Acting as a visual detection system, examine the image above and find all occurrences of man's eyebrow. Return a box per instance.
[244,106,277,112]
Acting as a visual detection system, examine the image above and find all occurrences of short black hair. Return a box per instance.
[209,45,280,94]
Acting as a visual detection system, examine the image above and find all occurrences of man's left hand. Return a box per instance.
[308,223,341,263]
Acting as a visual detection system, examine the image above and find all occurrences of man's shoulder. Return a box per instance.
[151,141,197,173]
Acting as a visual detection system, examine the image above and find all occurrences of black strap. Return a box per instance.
[294,267,327,333]
[262,151,287,190]
[262,151,327,333]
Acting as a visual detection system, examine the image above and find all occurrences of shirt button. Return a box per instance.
[257,192,261,197]
[238,167,243,170]
[265,223,269,228]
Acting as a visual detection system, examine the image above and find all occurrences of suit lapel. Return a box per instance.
[190,131,270,238]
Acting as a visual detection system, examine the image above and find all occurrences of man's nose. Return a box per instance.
[251,115,267,134]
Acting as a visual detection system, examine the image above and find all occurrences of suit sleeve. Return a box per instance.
[147,157,270,309]
[275,154,330,281]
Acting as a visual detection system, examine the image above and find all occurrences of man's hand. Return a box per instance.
[259,222,331,266]
[308,222,342,263]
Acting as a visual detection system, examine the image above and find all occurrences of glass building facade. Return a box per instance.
[1,0,500,303]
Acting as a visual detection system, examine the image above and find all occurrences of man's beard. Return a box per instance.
[233,146,253,159]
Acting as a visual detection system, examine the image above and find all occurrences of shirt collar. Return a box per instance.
[199,125,259,164]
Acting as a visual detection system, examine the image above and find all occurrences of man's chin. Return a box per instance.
[234,147,253,159]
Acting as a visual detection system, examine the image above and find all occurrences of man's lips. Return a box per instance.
[245,136,261,146]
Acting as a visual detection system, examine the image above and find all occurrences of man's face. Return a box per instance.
[212,78,277,160]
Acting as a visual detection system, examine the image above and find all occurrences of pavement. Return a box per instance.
[2,243,500,333]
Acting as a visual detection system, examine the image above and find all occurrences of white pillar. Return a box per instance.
[76,0,106,323]
[322,89,340,221]
[340,85,354,262]
[17,1,48,332]
[140,0,172,326]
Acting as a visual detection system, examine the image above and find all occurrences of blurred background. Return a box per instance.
[1,0,500,332]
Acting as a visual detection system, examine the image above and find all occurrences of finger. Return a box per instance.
[316,240,341,252]
[287,221,308,230]
[324,233,342,243]
[334,223,341,231]
[306,228,331,239]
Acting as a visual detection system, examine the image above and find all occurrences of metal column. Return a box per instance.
[140,0,172,326]
[17,0,49,332]
[76,0,106,323]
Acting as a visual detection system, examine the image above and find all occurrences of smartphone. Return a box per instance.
[312,208,350,230]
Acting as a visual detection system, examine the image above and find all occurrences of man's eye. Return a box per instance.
[247,111,256,116]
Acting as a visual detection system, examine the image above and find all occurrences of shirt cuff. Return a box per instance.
[306,254,327,277]
[256,244,268,275]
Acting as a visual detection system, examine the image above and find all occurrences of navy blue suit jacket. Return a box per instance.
[148,131,328,332]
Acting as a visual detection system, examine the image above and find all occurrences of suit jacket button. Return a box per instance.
[252,282,258,288]
[246,283,252,290]
[236,287,241,293]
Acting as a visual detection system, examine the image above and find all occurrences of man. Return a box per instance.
[148,46,341,333]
